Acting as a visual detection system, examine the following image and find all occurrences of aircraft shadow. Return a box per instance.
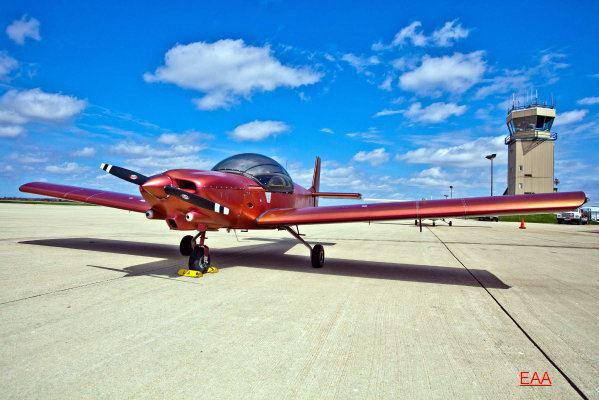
[19,237,510,289]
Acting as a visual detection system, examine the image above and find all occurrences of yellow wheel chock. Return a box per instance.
[177,267,218,278]
[178,268,203,278]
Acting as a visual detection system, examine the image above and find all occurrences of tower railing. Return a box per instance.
[504,131,558,145]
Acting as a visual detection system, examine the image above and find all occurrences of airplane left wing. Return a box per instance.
[256,191,586,226]
[19,182,148,213]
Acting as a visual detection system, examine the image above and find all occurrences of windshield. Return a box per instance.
[212,153,293,193]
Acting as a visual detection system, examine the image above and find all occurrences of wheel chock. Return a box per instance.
[206,266,219,274]
[178,268,203,278]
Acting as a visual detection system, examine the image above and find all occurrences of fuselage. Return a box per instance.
[141,169,314,231]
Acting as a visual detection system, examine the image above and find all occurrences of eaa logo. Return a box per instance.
[519,371,552,386]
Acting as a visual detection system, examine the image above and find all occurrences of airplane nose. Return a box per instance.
[141,175,172,198]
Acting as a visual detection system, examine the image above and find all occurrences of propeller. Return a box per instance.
[164,185,217,212]
[100,163,149,185]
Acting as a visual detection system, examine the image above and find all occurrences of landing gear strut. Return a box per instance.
[285,226,324,268]
[182,231,211,273]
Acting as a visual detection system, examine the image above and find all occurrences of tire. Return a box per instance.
[415,219,418,226]
[311,244,325,268]
[180,235,194,256]
[189,246,210,272]
[448,221,453,227]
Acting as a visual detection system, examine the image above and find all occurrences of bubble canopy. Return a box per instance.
[212,153,294,193]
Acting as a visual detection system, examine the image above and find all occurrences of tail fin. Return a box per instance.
[310,156,321,206]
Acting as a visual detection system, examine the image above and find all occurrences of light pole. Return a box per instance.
[444,194,448,199]
[449,185,453,198]
[485,153,496,196]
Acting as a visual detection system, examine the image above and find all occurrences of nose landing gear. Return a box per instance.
[179,231,216,274]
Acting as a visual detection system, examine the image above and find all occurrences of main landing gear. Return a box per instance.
[284,226,325,268]
[179,231,212,273]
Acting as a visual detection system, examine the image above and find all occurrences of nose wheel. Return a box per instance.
[189,245,211,273]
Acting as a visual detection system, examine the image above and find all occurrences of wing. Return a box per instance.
[256,191,587,226]
[19,182,148,213]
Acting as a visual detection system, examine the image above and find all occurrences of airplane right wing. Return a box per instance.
[256,191,587,226]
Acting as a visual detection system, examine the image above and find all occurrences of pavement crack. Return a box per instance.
[426,226,589,400]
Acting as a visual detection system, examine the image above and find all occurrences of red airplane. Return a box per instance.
[20,153,586,272]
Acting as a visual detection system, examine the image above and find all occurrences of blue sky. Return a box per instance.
[1,0,598,202]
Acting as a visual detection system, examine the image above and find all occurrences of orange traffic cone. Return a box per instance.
[519,217,526,229]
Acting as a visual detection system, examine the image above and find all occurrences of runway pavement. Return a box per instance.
[1,203,598,399]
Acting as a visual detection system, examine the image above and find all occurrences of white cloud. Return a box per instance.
[0,52,18,79]
[45,162,82,174]
[392,21,427,47]
[475,74,529,99]
[397,135,505,167]
[73,147,96,157]
[157,130,213,144]
[373,109,402,118]
[346,127,391,145]
[578,97,599,106]
[0,125,25,137]
[112,142,201,157]
[399,51,486,96]
[0,88,86,122]
[378,75,393,91]
[553,109,588,127]
[230,120,289,141]
[431,20,469,47]
[375,20,469,50]
[6,15,41,45]
[341,53,380,74]
[144,39,322,110]
[404,102,467,123]
[320,127,334,134]
[352,148,389,166]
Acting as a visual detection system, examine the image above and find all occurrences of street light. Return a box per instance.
[449,185,453,198]
[444,194,448,199]
[485,153,496,196]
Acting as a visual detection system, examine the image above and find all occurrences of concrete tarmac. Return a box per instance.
[1,204,598,399]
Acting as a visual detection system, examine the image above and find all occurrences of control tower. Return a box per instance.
[505,101,557,195]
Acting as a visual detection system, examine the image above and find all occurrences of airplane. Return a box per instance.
[20,153,586,272]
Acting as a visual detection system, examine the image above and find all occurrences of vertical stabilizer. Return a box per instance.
[310,156,321,206]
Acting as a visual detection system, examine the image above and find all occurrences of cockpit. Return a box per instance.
[212,153,294,193]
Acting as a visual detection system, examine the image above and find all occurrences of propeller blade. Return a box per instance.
[164,185,217,212]
[100,163,149,185]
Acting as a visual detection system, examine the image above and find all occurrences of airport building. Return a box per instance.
[505,102,557,195]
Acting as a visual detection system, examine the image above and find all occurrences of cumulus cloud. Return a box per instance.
[404,102,467,123]
[45,162,83,174]
[144,39,322,110]
[0,88,86,122]
[230,120,289,141]
[6,15,41,45]
[399,51,486,96]
[0,52,18,79]
[352,148,389,166]
[0,88,86,138]
[578,97,599,106]
[72,147,96,157]
[112,142,201,157]
[320,127,334,134]
[397,135,505,167]
[553,109,588,127]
